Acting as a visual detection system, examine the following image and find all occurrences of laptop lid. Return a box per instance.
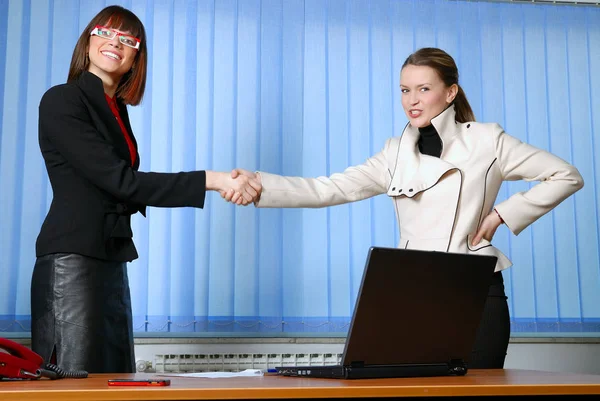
[340,246,497,368]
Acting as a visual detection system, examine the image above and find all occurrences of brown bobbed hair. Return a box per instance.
[402,48,475,123]
[68,5,147,105]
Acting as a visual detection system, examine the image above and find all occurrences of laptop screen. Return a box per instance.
[341,247,497,367]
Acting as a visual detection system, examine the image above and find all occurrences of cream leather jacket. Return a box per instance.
[256,105,584,271]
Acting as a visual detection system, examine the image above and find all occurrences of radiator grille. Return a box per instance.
[152,353,343,373]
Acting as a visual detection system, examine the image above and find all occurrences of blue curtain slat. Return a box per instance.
[412,0,436,49]
[586,8,600,326]
[301,0,329,319]
[369,0,396,249]
[16,0,49,316]
[347,0,373,314]
[522,5,559,322]
[1,0,32,320]
[434,0,459,58]
[280,0,305,326]
[190,0,215,323]
[0,0,8,152]
[500,4,536,322]
[233,0,260,319]
[327,0,351,319]
[456,1,483,122]
[390,0,414,134]
[169,0,196,323]
[207,0,237,318]
[254,0,283,327]
[545,6,581,321]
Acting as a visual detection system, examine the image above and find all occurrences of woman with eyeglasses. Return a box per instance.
[31,5,260,373]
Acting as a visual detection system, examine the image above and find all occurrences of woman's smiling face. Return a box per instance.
[87,25,138,82]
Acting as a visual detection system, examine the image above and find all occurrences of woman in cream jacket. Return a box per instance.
[225,48,584,369]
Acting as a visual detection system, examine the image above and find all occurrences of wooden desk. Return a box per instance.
[2,369,600,400]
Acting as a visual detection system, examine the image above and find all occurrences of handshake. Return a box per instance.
[210,168,262,206]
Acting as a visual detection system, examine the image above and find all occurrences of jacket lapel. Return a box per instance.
[76,71,137,167]
[387,106,460,198]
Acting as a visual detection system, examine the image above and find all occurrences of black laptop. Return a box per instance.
[275,246,497,379]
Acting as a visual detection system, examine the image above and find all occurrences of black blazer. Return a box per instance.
[36,71,206,262]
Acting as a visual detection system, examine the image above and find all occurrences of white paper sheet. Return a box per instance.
[158,369,264,378]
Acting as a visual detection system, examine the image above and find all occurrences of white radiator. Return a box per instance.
[132,338,346,373]
[149,353,343,373]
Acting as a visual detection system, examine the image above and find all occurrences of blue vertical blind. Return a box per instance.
[0,0,599,335]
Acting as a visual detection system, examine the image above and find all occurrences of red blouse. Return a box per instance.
[105,94,136,166]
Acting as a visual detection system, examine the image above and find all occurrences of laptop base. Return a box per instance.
[276,361,467,379]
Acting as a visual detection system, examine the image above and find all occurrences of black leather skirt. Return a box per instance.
[30,253,135,373]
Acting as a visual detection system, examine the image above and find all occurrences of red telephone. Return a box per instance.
[0,337,87,380]
[0,337,44,379]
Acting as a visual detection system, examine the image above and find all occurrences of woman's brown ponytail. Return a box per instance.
[453,85,475,123]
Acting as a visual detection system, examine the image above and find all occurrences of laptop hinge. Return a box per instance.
[350,361,365,368]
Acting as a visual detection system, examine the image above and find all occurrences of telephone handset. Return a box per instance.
[0,337,88,380]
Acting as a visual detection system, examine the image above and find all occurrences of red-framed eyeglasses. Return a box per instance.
[90,25,141,50]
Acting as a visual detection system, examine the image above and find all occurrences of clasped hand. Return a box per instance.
[219,169,262,206]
